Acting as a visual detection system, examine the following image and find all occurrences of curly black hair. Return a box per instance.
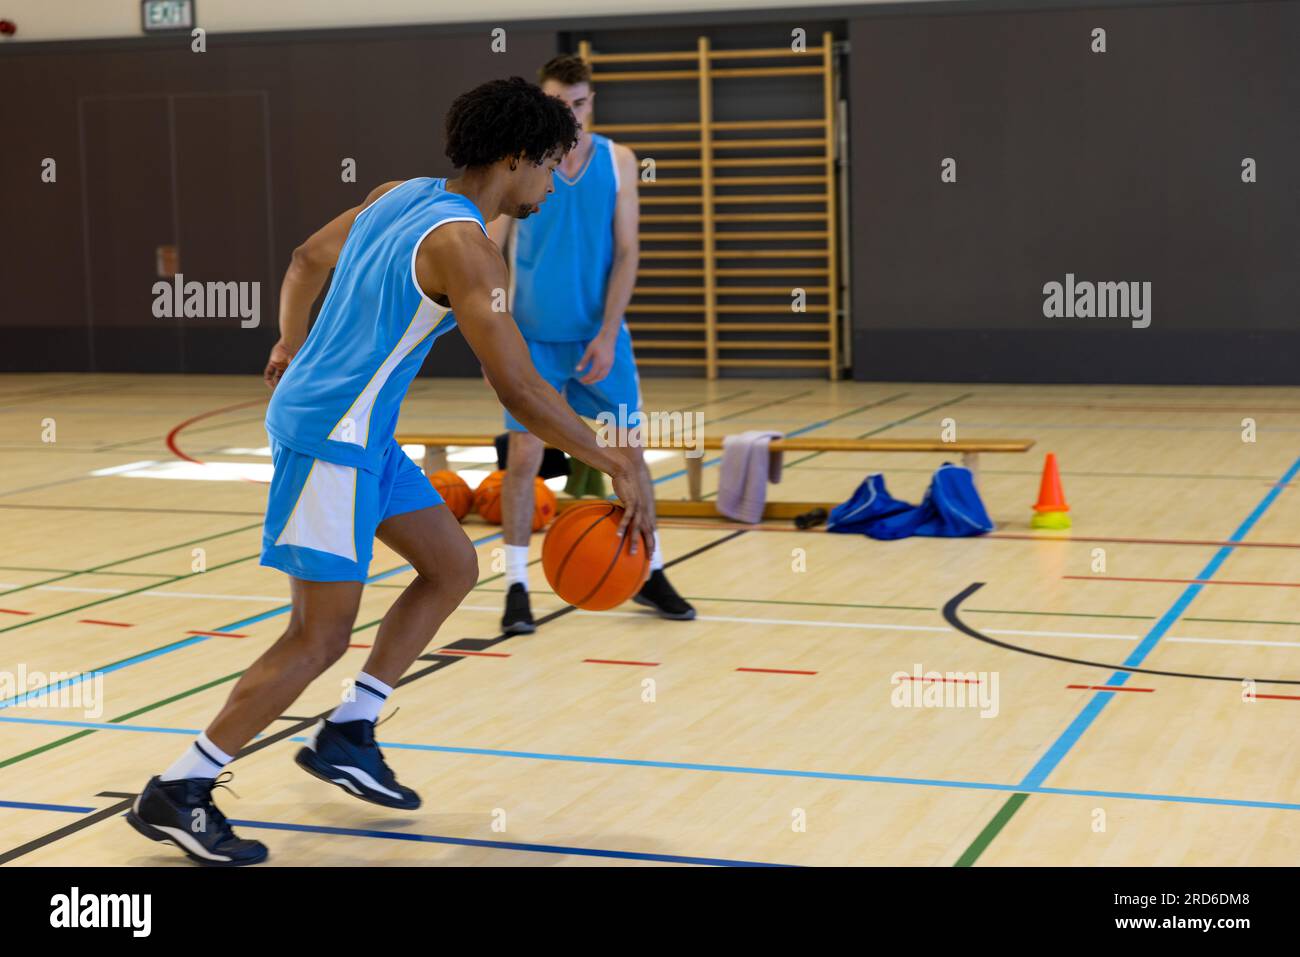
[444,76,579,170]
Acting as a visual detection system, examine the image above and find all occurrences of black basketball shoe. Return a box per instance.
[501,582,536,634]
[295,718,421,810]
[633,569,697,620]
[125,772,268,867]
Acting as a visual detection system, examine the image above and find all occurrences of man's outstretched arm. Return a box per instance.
[420,224,656,553]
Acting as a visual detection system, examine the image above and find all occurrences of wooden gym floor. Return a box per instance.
[1,372,1298,866]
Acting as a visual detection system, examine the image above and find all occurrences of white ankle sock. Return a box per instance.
[330,671,393,725]
[650,530,664,571]
[161,732,232,782]
[505,544,530,588]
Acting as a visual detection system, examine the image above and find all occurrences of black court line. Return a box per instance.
[0,798,134,865]
[85,792,792,866]
[944,582,1300,686]
[0,529,747,865]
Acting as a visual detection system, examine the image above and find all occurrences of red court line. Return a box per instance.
[348,643,372,649]
[187,629,248,638]
[1067,684,1155,693]
[1065,575,1300,588]
[0,609,33,616]
[991,533,1300,550]
[1257,693,1300,701]
[78,619,133,627]
[584,658,659,667]
[436,649,511,658]
[165,398,269,484]
[736,667,817,675]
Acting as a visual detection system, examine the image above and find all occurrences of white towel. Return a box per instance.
[716,430,784,524]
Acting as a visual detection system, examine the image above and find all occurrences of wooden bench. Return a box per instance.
[395,432,1036,502]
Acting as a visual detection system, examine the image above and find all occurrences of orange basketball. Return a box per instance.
[428,469,472,521]
[473,470,506,523]
[474,470,559,530]
[533,481,557,531]
[542,502,650,610]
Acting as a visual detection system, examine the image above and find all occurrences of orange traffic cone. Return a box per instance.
[1031,453,1071,529]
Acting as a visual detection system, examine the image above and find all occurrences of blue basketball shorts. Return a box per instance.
[260,436,443,582]
[504,323,643,432]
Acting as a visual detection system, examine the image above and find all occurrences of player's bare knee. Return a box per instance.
[411,539,476,599]
[448,541,479,599]
[293,620,353,671]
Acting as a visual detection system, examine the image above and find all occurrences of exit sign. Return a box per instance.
[141,0,195,33]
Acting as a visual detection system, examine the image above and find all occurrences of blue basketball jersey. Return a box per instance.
[266,177,486,473]
[510,133,620,342]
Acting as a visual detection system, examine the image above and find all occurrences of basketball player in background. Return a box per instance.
[124,77,655,866]
[486,54,695,635]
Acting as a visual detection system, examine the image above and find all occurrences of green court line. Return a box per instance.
[0,473,114,499]
[0,553,434,770]
[698,392,919,499]
[967,606,1151,621]
[0,728,96,768]
[0,503,265,518]
[369,557,541,593]
[0,445,153,454]
[782,393,975,470]
[1185,615,1300,628]
[0,566,176,578]
[954,793,1028,867]
[699,392,971,498]
[93,412,268,452]
[0,538,584,773]
[0,529,523,771]
[115,670,246,722]
[0,526,747,791]
[470,584,934,612]
[684,388,755,411]
[435,586,1300,631]
[0,552,260,634]
[358,554,541,626]
[0,522,262,600]
[710,389,815,422]
[0,671,245,771]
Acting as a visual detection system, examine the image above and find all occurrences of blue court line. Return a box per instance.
[0,634,212,710]
[350,739,1300,814]
[1018,454,1300,790]
[0,715,204,735]
[0,531,506,713]
[227,818,790,866]
[4,798,787,865]
[6,714,1299,815]
[1,413,769,714]
[0,798,95,814]
[649,403,885,489]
